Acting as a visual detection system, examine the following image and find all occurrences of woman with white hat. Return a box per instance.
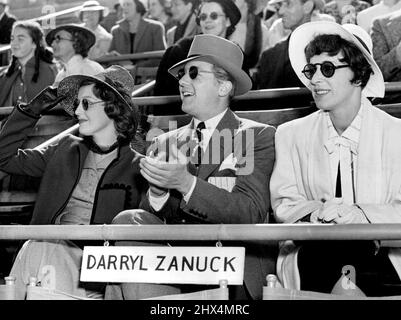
[0,65,147,299]
[78,0,113,60]
[270,21,401,296]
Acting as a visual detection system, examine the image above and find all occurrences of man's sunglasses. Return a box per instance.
[302,61,350,80]
[198,12,225,21]
[73,98,104,111]
[52,35,73,43]
[175,66,215,80]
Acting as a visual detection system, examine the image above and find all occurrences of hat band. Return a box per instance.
[353,34,371,54]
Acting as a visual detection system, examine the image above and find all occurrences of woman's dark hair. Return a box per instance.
[133,0,147,16]
[79,78,139,143]
[197,0,236,38]
[79,9,105,24]
[7,21,54,83]
[305,34,373,88]
[71,31,92,58]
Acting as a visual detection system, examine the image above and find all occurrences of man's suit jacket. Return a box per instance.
[0,12,16,44]
[255,35,305,89]
[109,18,166,67]
[371,9,401,81]
[142,109,277,299]
[270,97,401,284]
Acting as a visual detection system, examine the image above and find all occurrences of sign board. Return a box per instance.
[81,246,245,285]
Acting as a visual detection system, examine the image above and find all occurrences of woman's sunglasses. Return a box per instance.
[198,12,226,21]
[52,35,73,43]
[175,66,215,81]
[73,98,104,112]
[302,61,350,80]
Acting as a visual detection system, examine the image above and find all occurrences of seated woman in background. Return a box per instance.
[109,0,167,67]
[0,65,147,299]
[154,0,241,96]
[0,21,57,108]
[147,0,176,34]
[78,0,113,60]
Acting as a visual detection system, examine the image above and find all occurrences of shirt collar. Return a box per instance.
[193,108,228,132]
[325,102,364,146]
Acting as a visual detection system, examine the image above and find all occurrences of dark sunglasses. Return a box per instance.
[302,61,350,80]
[198,12,225,21]
[175,66,215,81]
[52,35,73,43]
[73,98,104,112]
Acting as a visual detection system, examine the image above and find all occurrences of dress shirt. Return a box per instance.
[149,108,229,210]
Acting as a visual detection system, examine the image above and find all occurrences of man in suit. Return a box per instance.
[271,21,401,296]
[254,0,323,89]
[105,34,276,300]
[371,8,401,82]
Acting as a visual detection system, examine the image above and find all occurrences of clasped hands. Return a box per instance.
[139,143,194,197]
[311,198,369,224]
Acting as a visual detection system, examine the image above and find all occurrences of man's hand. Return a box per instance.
[317,198,369,224]
[140,143,194,195]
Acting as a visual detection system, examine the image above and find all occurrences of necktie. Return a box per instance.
[195,122,205,167]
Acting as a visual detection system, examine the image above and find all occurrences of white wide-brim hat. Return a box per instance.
[288,21,384,98]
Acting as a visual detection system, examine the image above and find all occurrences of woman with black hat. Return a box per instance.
[0,65,147,299]
[154,0,242,98]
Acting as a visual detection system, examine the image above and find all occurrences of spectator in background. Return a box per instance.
[0,21,57,108]
[148,0,176,33]
[46,24,104,85]
[357,0,401,33]
[371,8,401,82]
[323,0,370,24]
[229,0,263,74]
[79,1,112,60]
[254,0,322,89]
[154,0,241,96]
[109,0,166,67]
[101,3,123,32]
[166,0,200,46]
[0,0,16,45]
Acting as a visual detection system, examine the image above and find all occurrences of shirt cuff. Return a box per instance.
[148,190,170,211]
[183,176,197,203]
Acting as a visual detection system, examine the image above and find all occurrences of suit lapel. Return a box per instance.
[134,18,146,53]
[197,110,239,180]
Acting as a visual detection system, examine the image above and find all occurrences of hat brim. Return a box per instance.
[168,55,252,96]
[289,21,384,98]
[45,25,96,48]
[57,74,131,116]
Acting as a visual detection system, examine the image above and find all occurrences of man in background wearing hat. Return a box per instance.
[254,0,323,90]
[46,24,104,85]
[106,34,277,300]
[78,0,112,60]
[271,21,401,296]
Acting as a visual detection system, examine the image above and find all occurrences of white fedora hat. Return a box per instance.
[288,21,384,98]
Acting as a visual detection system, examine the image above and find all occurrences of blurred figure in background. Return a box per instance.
[0,0,16,45]
[79,1,112,60]
[323,0,370,24]
[109,0,166,67]
[166,0,200,46]
[0,21,57,108]
[148,0,176,33]
[46,24,104,85]
[229,0,263,74]
[357,0,401,33]
[101,3,124,32]
[154,0,241,97]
